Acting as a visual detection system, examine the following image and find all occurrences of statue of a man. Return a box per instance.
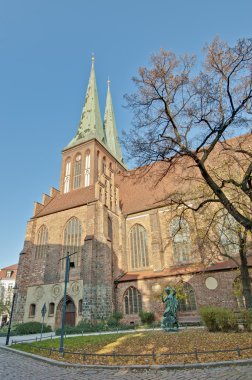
[161,287,179,331]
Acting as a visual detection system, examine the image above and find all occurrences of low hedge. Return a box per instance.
[55,320,135,336]
[239,308,252,331]
[0,321,52,336]
[139,311,155,325]
[14,321,52,335]
[200,307,237,332]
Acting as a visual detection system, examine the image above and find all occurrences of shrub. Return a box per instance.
[200,307,219,331]
[107,311,123,327]
[200,307,237,332]
[240,308,252,331]
[14,322,52,335]
[139,311,155,325]
[215,308,237,332]
[55,319,135,335]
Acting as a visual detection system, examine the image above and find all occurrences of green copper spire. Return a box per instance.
[66,55,105,148]
[104,79,123,162]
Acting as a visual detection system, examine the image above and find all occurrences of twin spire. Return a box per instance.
[67,56,123,163]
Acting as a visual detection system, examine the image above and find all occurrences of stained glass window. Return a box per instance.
[124,287,142,315]
[177,283,196,312]
[35,225,48,259]
[62,217,82,268]
[130,224,149,269]
[170,217,191,263]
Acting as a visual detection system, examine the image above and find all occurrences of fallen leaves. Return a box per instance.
[12,329,252,365]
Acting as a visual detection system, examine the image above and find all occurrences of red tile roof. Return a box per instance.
[116,133,252,215]
[0,264,18,280]
[117,256,252,283]
[35,186,96,217]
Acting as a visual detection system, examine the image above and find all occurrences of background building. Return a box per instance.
[0,264,18,326]
[13,59,252,329]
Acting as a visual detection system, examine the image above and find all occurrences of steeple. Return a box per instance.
[104,79,123,162]
[66,55,105,148]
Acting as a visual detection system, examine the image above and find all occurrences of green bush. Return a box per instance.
[200,307,218,331]
[107,311,123,327]
[55,319,134,336]
[200,307,237,332]
[215,308,237,332]
[240,308,252,331]
[14,322,52,335]
[139,311,155,325]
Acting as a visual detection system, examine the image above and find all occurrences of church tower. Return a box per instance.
[14,57,126,326]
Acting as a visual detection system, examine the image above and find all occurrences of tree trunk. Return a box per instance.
[239,230,252,309]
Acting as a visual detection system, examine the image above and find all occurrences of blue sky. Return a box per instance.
[0,0,251,268]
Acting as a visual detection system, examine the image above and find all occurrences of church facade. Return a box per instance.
[13,58,252,329]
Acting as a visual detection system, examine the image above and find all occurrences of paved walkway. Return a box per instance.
[0,332,54,346]
[1,348,252,380]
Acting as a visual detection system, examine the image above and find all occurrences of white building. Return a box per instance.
[0,264,18,326]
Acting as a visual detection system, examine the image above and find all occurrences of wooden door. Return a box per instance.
[65,300,76,326]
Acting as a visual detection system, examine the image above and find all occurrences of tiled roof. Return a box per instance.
[0,264,18,280]
[117,263,204,282]
[116,133,252,215]
[35,186,96,217]
[117,255,252,282]
[116,159,197,214]
[205,254,252,272]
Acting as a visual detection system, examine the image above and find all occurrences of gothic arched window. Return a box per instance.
[102,157,106,174]
[64,158,71,193]
[233,276,252,309]
[130,224,149,269]
[63,217,82,268]
[73,154,82,189]
[35,225,48,259]
[97,150,100,175]
[124,287,142,315]
[170,217,191,263]
[108,216,113,241]
[178,283,197,312]
[217,213,239,256]
[84,151,91,187]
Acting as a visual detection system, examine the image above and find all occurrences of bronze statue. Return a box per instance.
[161,287,179,331]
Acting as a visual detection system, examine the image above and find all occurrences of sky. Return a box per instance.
[0,0,251,268]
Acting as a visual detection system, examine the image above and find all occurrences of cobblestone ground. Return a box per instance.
[1,349,252,380]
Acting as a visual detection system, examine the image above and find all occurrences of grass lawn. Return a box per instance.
[11,329,252,365]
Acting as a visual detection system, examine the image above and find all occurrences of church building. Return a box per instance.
[13,58,252,329]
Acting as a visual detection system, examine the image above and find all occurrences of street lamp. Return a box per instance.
[5,284,18,346]
[59,252,76,353]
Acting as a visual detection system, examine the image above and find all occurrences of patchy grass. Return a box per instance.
[12,329,252,365]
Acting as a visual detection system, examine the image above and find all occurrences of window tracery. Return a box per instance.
[130,224,149,269]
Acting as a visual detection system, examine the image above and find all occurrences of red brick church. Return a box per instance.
[13,58,252,329]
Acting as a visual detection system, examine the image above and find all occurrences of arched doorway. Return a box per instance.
[56,295,76,328]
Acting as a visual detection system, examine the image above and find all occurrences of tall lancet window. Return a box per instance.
[84,150,91,187]
[130,224,149,269]
[170,217,191,263]
[102,157,106,174]
[97,151,100,175]
[64,159,71,193]
[35,225,48,259]
[63,217,82,268]
[74,154,82,189]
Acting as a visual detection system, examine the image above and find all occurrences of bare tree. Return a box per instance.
[125,37,252,230]
[124,37,252,308]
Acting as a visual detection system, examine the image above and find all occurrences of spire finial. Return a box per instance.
[107,77,110,89]
[92,53,95,67]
